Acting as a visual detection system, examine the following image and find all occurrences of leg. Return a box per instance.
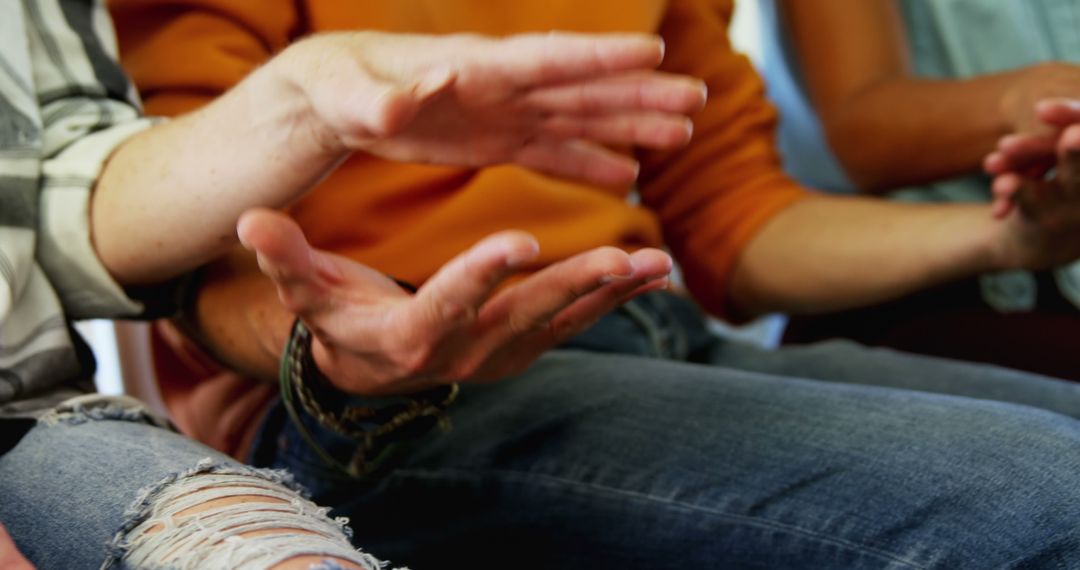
[0,397,386,569]
[260,351,1080,569]
[571,288,1080,419]
[710,337,1080,420]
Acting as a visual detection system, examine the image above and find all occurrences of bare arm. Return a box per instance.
[91,31,705,286]
[784,0,1080,192]
[185,211,672,395]
[730,195,995,314]
[729,191,1080,317]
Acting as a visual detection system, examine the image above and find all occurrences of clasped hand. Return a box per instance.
[984,98,1080,268]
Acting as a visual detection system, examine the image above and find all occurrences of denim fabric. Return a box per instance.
[0,396,381,570]
[253,292,1080,569]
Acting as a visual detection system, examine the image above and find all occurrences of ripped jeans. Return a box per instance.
[254,291,1080,569]
[0,396,390,570]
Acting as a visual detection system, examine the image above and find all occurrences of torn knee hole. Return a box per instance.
[112,468,383,569]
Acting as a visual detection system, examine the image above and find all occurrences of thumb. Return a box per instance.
[369,65,458,136]
[237,208,340,315]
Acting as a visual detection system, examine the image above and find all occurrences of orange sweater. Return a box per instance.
[111,0,807,458]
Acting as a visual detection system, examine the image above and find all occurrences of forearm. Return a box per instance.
[821,71,1023,192]
[91,53,348,286]
[184,248,293,383]
[729,195,1004,315]
[783,0,1064,193]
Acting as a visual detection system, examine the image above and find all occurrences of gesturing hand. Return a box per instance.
[237,208,672,396]
[983,99,1080,267]
[273,31,707,186]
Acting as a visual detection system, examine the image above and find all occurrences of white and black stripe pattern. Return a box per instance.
[0,0,153,413]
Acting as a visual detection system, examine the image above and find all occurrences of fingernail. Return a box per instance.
[599,257,636,283]
[505,241,540,268]
[600,272,633,284]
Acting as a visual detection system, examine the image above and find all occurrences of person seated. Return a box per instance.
[110,0,1080,567]
[0,0,703,566]
[761,0,1080,379]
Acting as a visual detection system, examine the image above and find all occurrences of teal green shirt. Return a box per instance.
[761,0,1080,311]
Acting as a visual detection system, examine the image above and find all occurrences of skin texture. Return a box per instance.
[42,30,705,568]
[236,209,672,395]
[783,0,1080,193]
[91,31,706,285]
[986,99,1080,228]
[0,525,32,570]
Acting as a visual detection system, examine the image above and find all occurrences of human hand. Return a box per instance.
[1001,63,1080,134]
[986,99,1080,218]
[237,208,672,396]
[984,99,1080,268]
[0,524,33,570]
[270,31,707,186]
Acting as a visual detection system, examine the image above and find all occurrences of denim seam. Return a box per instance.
[392,467,930,570]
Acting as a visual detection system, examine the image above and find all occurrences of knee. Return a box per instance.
[112,465,384,570]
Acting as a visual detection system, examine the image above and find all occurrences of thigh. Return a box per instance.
[0,412,231,569]
[711,337,1080,421]
[272,351,1080,570]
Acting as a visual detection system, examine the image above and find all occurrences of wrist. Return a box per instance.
[930,203,1014,275]
[244,44,353,163]
[280,319,458,477]
[1000,63,1071,134]
[979,207,1027,271]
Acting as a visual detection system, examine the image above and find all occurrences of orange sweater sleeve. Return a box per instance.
[109,0,297,116]
[639,0,808,318]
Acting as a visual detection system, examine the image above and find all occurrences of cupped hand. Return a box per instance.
[274,31,707,186]
[237,208,672,396]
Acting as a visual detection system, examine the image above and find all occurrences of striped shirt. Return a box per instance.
[0,0,155,417]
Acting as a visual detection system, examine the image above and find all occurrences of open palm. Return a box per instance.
[238,208,672,396]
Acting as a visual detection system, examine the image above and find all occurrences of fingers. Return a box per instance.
[543,248,672,340]
[1056,123,1080,197]
[541,112,693,149]
[525,72,707,115]
[985,133,1057,175]
[490,32,665,87]
[409,230,540,335]
[1036,98,1080,129]
[990,172,1023,219]
[514,139,641,186]
[237,208,339,314]
[481,247,672,344]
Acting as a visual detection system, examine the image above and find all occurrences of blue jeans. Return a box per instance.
[253,292,1080,569]
[0,396,385,569]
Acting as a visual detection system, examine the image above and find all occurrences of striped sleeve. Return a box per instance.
[27,0,155,319]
